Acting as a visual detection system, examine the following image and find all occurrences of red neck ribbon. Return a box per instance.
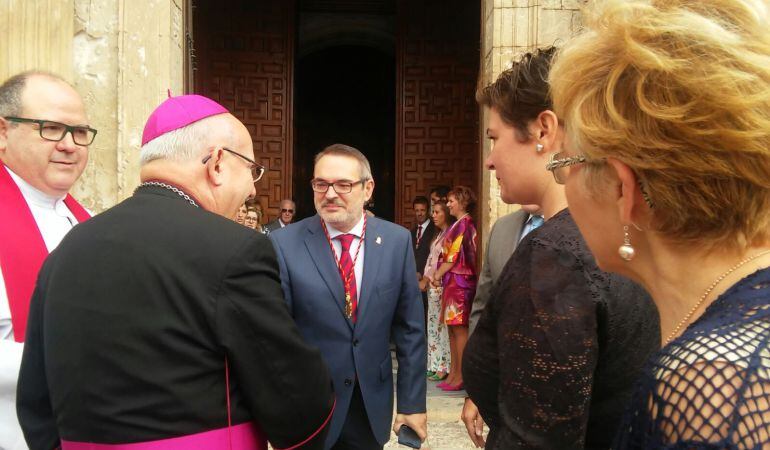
[320,214,367,317]
[0,165,90,342]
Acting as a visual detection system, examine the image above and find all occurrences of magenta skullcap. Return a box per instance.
[141,94,229,146]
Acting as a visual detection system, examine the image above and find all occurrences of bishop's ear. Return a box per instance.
[204,148,226,186]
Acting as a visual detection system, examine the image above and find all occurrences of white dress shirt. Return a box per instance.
[324,213,366,299]
[0,166,82,450]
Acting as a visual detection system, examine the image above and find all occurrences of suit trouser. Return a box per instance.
[331,382,382,450]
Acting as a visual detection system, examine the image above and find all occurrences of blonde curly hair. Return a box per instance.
[550,0,770,251]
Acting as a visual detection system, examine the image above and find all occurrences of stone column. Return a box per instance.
[0,0,75,81]
[0,0,185,212]
[479,0,583,244]
[72,0,185,211]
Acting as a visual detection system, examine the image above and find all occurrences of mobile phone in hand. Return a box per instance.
[397,424,421,449]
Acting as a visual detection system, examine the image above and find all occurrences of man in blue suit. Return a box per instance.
[270,143,427,449]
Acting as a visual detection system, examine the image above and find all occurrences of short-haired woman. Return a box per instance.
[463,47,659,449]
[243,208,260,231]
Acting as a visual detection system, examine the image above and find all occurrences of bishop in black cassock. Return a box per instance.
[17,94,334,450]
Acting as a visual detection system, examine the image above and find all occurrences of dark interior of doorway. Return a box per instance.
[293,45,396,222]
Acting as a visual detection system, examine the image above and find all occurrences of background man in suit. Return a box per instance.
[265,198,295,232]
[270,143,427,449]
[410,195,435,325]
[462,203,543,445]
[468,204,543,334]
[429,185,450,206]
[0,71,94,450]
[17,94,334,450]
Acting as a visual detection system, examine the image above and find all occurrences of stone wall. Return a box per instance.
[0,0,186,212]
[73,0,185,210]
[479,0,584,244]
[0,0,74,81]
[3,0,583,223]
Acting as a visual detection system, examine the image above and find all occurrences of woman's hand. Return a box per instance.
[461,397,486,448]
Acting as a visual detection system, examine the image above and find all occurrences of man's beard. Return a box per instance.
[316,198,364,228]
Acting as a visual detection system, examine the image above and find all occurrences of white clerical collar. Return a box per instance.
[325,213,366,240]
[5,165,66,210]
[419,219,431,229]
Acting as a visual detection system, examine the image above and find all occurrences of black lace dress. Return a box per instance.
[464,209,660,449]
[613,267,770,449]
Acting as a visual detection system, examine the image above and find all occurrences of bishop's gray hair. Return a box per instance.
[140,114,227,165]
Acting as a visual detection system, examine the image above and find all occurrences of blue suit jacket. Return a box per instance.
[270,215,426,447]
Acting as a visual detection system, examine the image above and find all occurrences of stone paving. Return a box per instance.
[384,378,480,450]
[384,352,481,450]
[269,353,482,450]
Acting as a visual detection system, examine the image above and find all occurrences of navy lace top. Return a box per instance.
[614,267,770,449]
[464,209,660,449]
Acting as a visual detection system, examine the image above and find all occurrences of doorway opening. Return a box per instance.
[293,45,396,221]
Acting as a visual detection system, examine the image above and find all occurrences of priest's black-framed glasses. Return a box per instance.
[4,116,98,146]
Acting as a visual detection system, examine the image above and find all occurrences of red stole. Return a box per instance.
[0,165,91,342]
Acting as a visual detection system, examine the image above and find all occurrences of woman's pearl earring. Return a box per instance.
[535,143,544,153]
[618,225,635,261]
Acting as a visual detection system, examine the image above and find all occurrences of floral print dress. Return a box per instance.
[424,230,450,374]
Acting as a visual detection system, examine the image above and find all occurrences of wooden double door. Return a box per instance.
[193,0,480,229]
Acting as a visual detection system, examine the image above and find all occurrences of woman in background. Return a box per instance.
[420,201,454,382]
[235,204,247,225]
[244,200,268,234]
[431,186,477,391]
[243,208,260,231]
[549,0,770,447]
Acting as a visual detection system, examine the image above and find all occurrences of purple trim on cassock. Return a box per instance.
[61,423,266,450]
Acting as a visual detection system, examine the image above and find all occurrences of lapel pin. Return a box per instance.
[376,236,382,245]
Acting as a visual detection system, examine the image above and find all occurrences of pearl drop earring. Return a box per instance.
[618,225,635,261]
[535,143,544,153]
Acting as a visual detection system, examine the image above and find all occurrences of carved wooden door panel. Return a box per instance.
[395,0,480,230]
[193,0,295,221]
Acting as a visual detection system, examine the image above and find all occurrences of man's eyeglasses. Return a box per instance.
[546,152,586,185]
[311,179,365,194]
[5,116,98,146]
[281,208,294,213]
[202,147,265,182]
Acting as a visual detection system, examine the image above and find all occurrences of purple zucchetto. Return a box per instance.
[141,94,229,146]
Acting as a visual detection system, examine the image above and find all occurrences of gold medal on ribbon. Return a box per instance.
[344,292,352,318]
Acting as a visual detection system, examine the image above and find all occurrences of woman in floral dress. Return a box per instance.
[420,201,454,381]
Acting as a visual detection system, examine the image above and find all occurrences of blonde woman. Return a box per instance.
[550,0,770,447]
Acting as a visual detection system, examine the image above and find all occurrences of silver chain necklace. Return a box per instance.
[137,181,199,208]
